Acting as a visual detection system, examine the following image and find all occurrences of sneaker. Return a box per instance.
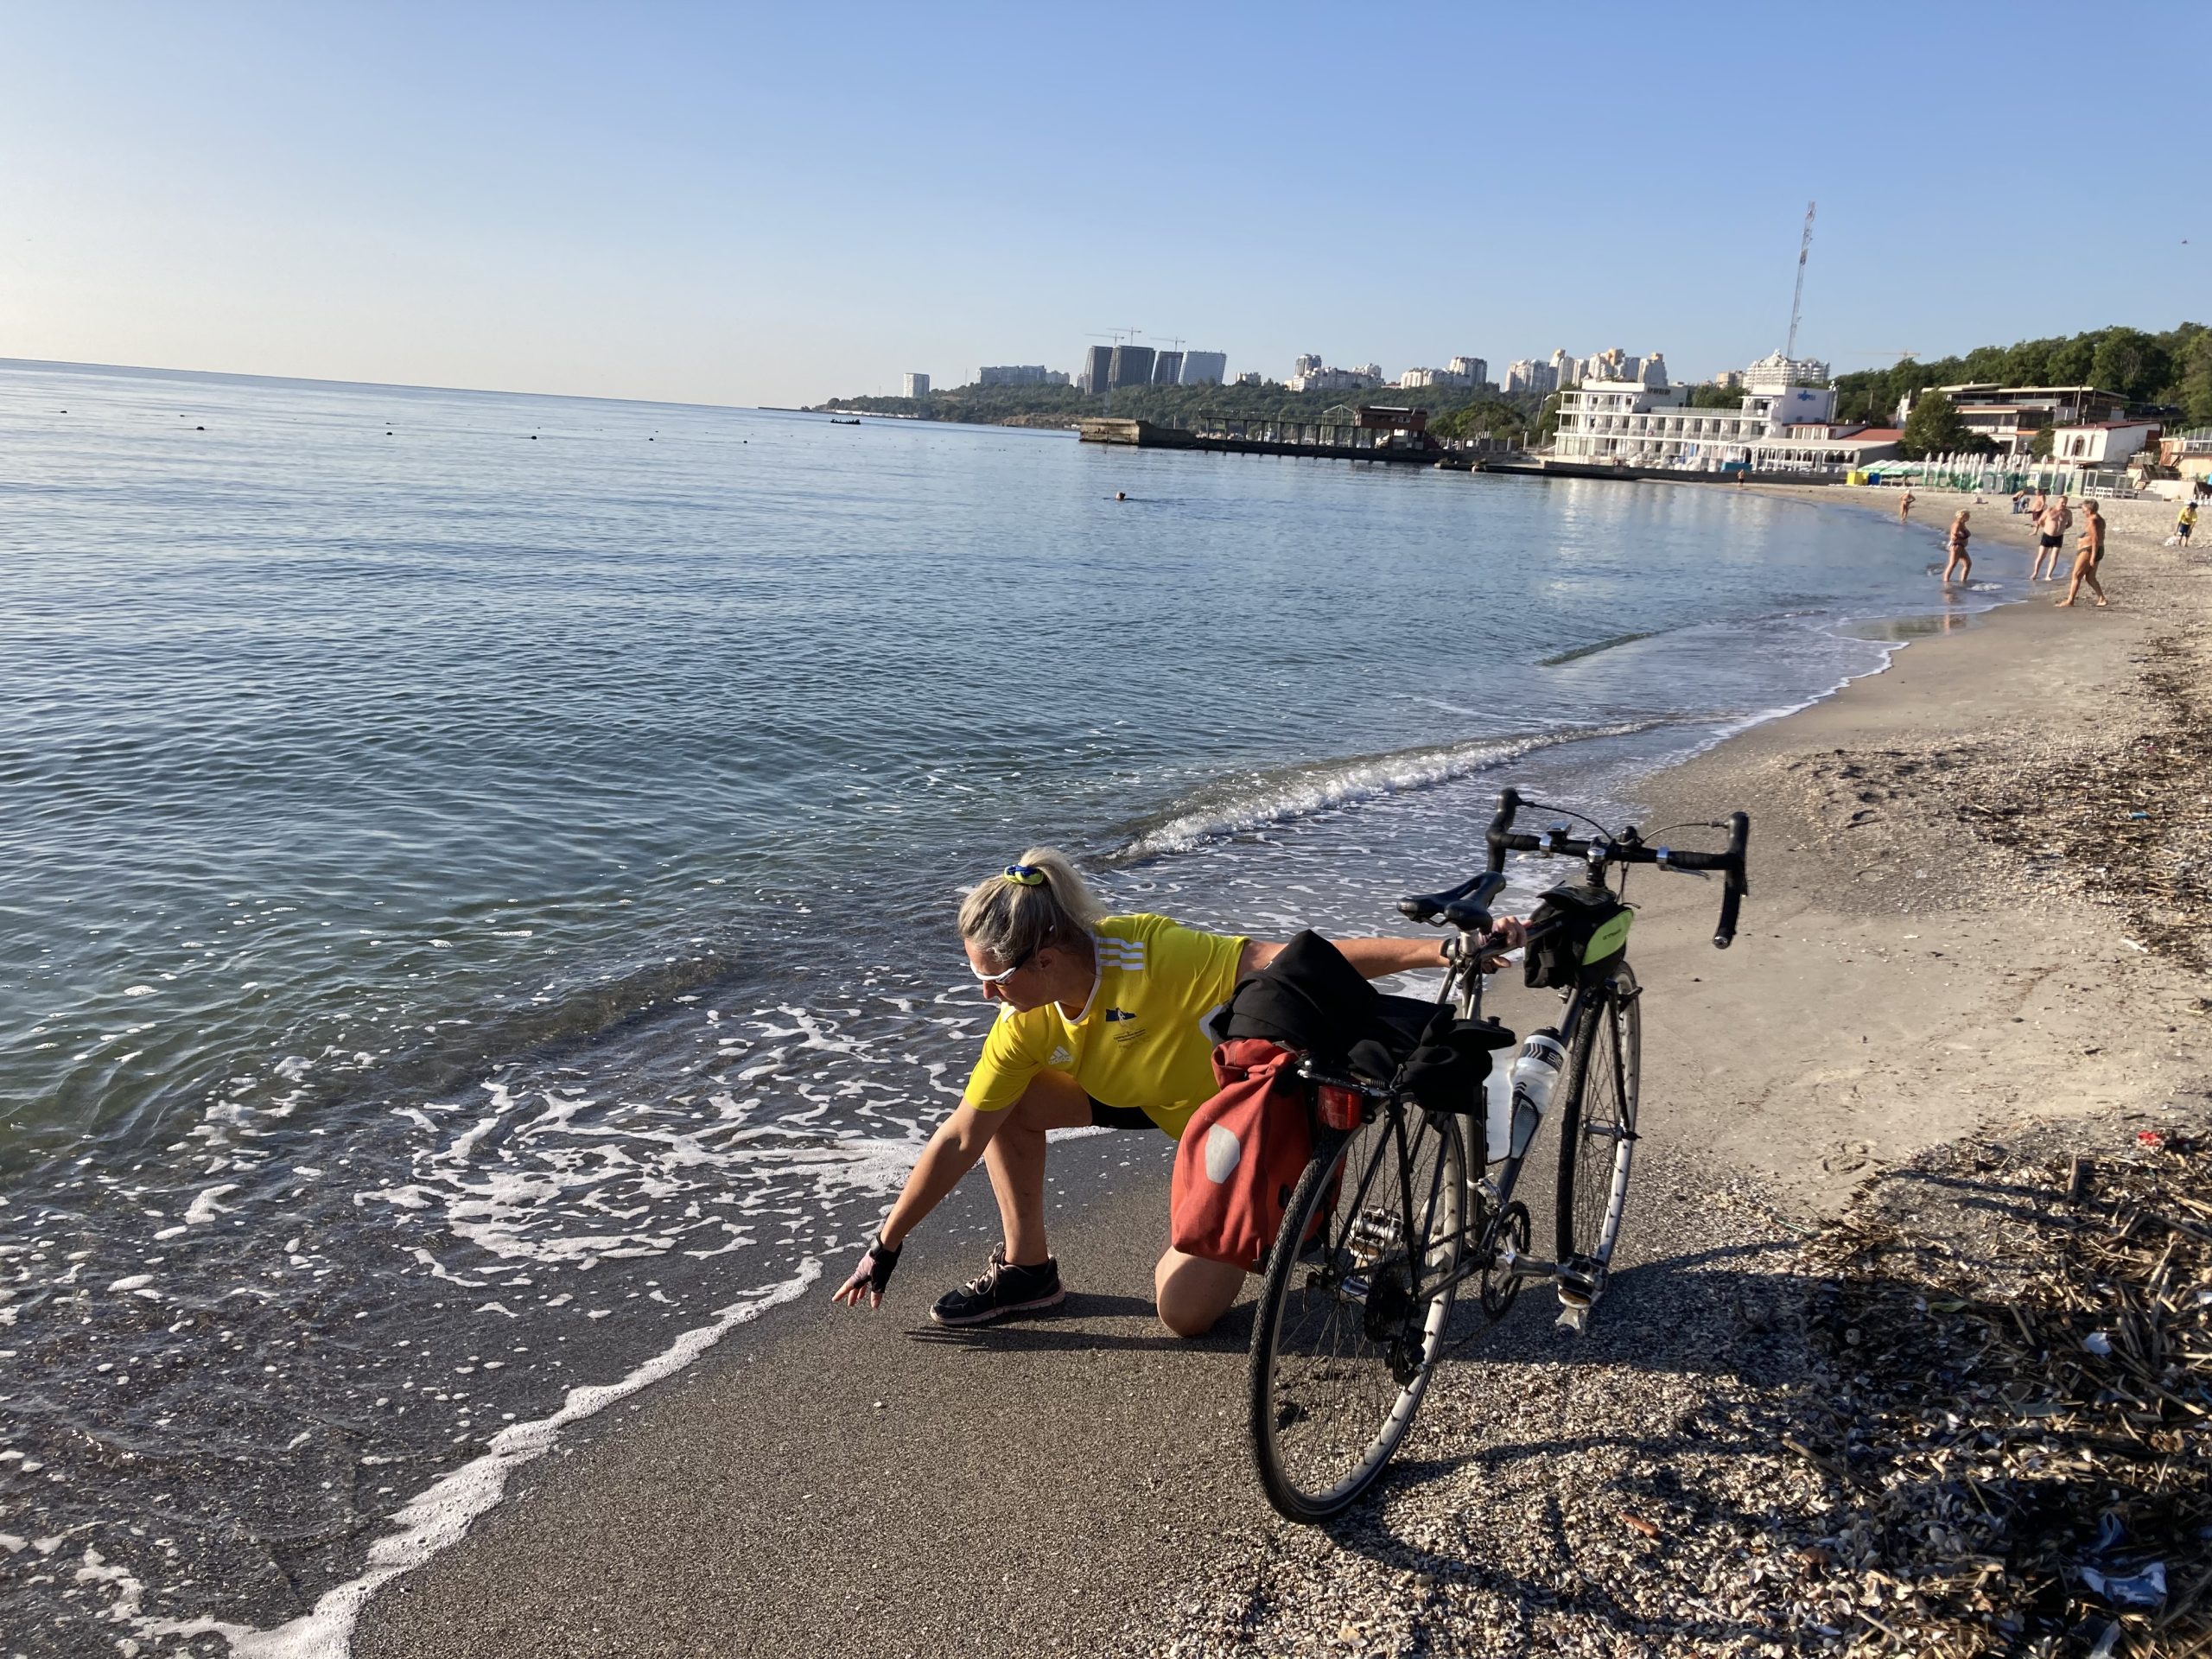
[928,1245,1065,1326]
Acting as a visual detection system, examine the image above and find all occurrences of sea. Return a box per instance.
[0,359,2020,1654]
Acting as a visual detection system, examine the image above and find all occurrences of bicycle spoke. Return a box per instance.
[1250,1109,1465,1520]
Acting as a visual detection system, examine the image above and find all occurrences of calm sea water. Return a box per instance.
[0,360,2016,1651]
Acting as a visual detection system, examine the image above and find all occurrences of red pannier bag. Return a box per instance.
[1169,1037,1321,1272]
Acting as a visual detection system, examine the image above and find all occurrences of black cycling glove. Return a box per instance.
[836,1234,902,1304]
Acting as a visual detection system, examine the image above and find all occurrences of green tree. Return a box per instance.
[1901,389,1974,458]
[2090,327,2164,400]
[1687,384,1748,409]
[1533,391,1565,446]
[2177,333,2212,427]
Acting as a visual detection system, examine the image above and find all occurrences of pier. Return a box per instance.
[1077,407,1516,467]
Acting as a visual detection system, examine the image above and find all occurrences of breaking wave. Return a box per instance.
[1113,721,1667,859]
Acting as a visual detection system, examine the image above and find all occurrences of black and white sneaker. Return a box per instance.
[928,1246,1065,1326]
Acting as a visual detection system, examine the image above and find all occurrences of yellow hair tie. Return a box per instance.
[1001,864,1046,887]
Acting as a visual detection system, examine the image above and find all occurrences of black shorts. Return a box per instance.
[1088,1096,1160,1133]
[2039,533,2062,549]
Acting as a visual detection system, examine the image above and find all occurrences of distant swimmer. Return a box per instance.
[1116,491,1127,500]
[1942,509,1972,584]
[1898,489,1916,522]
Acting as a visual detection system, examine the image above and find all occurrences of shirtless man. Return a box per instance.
[1897,489,1916,522]
[2057,500,2107,607]
[2032,494,2073,581]
[1942,509,1973,584]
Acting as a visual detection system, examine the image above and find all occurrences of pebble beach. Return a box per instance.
[349,483,2212,1658]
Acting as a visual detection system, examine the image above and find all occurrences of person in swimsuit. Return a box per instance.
[2032,495,2073,582]
[1942,509,1973,584]
[830,850,1522,1336]
[2058,501,2108,607]
[1897,489,1916,522]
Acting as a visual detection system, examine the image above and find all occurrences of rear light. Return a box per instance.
[1318,1084,1366,1132]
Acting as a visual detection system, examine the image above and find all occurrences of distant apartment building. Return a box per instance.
[1079,346,1114,395]
[977,365,1051,386]
[1743,352,1829,392]
[1448,356,1487,386]
[904,373,931,398]
[1401,357,1491,391]
[1179,350,1228,385]
[1553,355,1895,470]
[1549,349,1578,389]
[1289,357,1386,392]
[1710,370,1745,389]
[1109,345,1156,390]
[1151,351,1184,385]
[1892,381,2129,456]
[1507,359,1559,395]
[1233,371,1264,386]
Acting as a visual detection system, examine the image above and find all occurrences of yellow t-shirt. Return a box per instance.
[963,913,1247,1139]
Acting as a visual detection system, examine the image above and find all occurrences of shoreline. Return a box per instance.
[351,486,2209,1656]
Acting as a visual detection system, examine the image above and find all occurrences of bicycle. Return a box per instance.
[1246,785,1751,1523]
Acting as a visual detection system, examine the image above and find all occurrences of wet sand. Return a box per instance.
[355,489,2210,1657]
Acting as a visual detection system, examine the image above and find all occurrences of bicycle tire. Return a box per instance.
[1553,962,1642,1281]
[1248,1109,1466,1523]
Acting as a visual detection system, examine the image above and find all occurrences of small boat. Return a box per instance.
[830,417,861,426]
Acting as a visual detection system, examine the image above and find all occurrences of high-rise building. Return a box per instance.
[1080,346,1114,395]
[1109,345,1155,390]
[1152,351,1184,385]
[1233,371,1263,386]
[1550,349,1577,389]
[978,365,1051,386]
[904,373,931,398]
[1179,350,1227,385]
[1638,353,1669,389]
[1294,353,1323,378]
[1448,356,1487,386]
[1507,359,1558,394]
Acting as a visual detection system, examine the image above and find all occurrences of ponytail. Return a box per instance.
[957,847,1103,968]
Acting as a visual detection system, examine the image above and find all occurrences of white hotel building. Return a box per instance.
[1551,353,1899,472]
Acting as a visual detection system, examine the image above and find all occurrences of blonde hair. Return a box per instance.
[957,847,1104,968]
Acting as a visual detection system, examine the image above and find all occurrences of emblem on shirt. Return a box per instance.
[1048,1046,1073,1067]
[1103,1007,1135,1022]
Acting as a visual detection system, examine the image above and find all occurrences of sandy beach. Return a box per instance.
[354,483,2210,1658]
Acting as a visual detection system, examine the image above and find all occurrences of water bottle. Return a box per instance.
[1480,1069,1512,1164]
[1507,1028,1566,1160]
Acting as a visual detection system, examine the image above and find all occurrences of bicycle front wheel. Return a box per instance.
[1554,962,1642,1282]
[1248,1108,1466,1523]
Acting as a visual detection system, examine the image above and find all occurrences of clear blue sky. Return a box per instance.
[5,3,2201,406]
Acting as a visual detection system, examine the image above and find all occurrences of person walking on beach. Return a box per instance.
[1942,509,1973,584]
[2058,500,2108,607]
[830,852,1518,1337]
[2032,495,2073,582]
[2177,499,2196,548]
[1897,488,1916,522]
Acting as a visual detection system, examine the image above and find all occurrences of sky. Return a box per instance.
[4,2,2202,408]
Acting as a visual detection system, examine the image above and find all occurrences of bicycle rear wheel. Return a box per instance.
[1553,963,1642,1285]
[1248,1108,1466,1523]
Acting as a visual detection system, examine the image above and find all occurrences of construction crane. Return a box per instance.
[1783,200,1815,361]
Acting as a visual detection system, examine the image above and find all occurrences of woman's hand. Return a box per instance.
[1481,916,1526,974]
[830,1235,902,1309]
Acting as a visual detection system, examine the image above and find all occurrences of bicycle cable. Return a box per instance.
[1516,799,1614,839]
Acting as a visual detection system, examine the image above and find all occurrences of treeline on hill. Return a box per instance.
[1833,321,2212,428]
[817,379,1548,438]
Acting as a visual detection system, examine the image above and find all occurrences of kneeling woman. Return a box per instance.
[831,849,1487,1338]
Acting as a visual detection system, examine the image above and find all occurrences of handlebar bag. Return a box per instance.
[1523,882,1632,990]
[1170,1037,1319,1272]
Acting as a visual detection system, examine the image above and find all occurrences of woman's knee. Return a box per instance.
[1154,1248,1244,1339]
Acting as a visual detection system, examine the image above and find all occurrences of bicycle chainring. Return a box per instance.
[1478,1200,1531,1320]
